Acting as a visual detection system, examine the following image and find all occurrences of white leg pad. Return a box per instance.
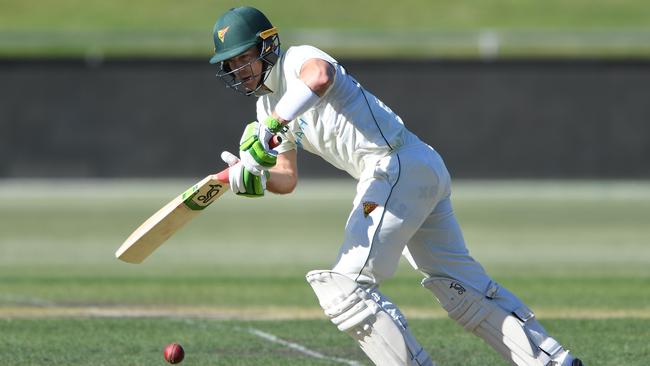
[422,277,568,366]
[307,270,434,366]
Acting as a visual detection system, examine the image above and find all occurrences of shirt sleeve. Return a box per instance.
[282,45,337,80]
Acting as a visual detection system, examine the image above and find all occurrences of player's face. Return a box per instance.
[226,46,263,92]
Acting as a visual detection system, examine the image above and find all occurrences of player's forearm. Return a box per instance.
[267,169,297,194]
[266,150,298,194]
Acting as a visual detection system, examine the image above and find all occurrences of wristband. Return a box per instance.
[274,79,320,121]
[264,116,285,133]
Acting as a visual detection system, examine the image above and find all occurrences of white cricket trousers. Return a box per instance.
[332,142,513,307]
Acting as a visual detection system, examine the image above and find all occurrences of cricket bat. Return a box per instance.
[115,136,281,264]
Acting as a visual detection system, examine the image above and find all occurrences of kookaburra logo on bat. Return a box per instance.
[197,184,223,204]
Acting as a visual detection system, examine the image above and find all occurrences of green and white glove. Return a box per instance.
[221,151,267,198]
[238,117,284,176]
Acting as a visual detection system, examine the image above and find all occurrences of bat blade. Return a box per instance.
[116,135,281,263]
[115,172,229,263]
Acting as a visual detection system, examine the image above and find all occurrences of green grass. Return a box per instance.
[1,318,649,365]
[1,1,650,58]
[1,180,649,364]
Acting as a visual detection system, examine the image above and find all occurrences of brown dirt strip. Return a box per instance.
[1,306,649,320]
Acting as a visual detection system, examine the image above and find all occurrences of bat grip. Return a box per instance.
[215,135,282,183]
[268,135,283,149]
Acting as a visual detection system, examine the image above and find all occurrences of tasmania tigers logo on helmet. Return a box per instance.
[217,26,230,43]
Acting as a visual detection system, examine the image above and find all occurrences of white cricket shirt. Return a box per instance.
[256,45,419,180]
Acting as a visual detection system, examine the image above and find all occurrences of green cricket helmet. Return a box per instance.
[210,7,280,96]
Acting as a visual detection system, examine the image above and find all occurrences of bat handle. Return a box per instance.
[268,135,283,149]
[216,135,283,183]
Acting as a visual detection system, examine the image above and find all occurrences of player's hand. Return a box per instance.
[221,151,267,198]
[239,121,278,176]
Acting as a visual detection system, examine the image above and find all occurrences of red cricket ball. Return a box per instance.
[163,343,185,364]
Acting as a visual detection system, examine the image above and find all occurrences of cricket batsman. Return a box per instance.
[211,6,584,366]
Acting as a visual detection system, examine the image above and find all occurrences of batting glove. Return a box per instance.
[239,121,278,176]
[221,151,267,198]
